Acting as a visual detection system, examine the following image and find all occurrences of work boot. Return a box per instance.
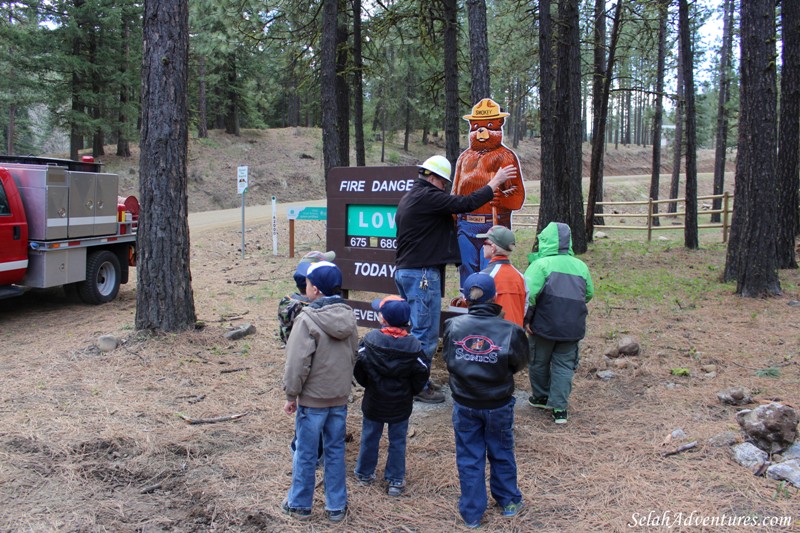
[414,388,445,403]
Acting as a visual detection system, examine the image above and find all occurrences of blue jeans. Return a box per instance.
[395,267,442,359]
[528,337,580,410]
[354,416,409,484]
[287,405,348,512]
[452,398,521,524]
[457,219,492,290]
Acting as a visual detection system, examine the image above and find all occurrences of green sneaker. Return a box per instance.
[502,500,525,517]
[528,396,549,409]
[552,409,568,424]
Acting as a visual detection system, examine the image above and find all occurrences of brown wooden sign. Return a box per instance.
[327,166,418,294]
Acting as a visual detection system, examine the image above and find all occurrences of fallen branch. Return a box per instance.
[176,412,249,425]
[212,311,250,322]
[661,441,698,457]
[220,367,250,375]
[140,482,163,494]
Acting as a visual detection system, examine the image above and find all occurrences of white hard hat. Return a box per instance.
[418,155,452,182]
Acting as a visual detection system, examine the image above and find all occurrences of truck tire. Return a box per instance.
[78,250,121,304]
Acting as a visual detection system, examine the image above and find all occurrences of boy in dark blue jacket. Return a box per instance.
[353,295,430,496]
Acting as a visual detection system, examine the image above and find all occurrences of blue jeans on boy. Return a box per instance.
[354,416,409,484]
[395,267,442,360]
[287,405,348,512]
[452,397,522,525]
[528,337,580,409]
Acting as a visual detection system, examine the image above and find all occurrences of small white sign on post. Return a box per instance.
[272,196,278,256]
[238,166,248,258]
[237,166,249,194]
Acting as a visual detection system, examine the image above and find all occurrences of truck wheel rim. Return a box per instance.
[97,262,116,295]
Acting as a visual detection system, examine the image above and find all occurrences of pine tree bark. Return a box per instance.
[467,0,490,104]
[723,0,780,297]
[321,0,340,177]
[196,55,208,139]
[537,0,555,235]
[679,0,698,249]
[668,52,684,214]
[116,18,131,157]
[649,0,667,228]
[136,0,196,331]
[353,0,365,166]
[777,0,800,269]
[335,6,350,167]
[586,0,622,241]
[711,0,734,223]
[443,0,460,169]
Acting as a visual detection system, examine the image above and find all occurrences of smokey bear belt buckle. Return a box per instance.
[465,215,487,223]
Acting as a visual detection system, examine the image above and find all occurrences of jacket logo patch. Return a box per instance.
[454,335,501,363]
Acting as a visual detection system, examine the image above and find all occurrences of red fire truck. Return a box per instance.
[0,155,137,304]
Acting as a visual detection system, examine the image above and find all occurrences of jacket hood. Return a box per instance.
[304,297,358,340]
[528,222,573,263]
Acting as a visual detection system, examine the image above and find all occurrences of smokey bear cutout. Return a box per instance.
[451,98,525,289]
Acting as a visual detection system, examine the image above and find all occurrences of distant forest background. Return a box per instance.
[2,0,735,158]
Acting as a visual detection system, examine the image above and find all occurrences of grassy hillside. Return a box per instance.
[94,128,728,213]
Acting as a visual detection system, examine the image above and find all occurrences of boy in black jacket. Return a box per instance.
[443,273,529,528]
[353,295,430,496]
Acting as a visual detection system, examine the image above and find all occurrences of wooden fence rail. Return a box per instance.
[513,192,733,242]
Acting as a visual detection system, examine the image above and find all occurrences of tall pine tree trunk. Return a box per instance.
[711,0,734,223]
[679,0,698,249]
[777,0,800,269]
[723,0,780,297]
[443,0,460,169]
[335,7,350,167]
[136,0,196,331]
[467,0,490,104]
[649,0,667,228]
[353,0,365,166]
[321,0,340,177]
[537,0,556,235]
[196,55,208,139]
[668,52,684,215]
[586,0,622,241]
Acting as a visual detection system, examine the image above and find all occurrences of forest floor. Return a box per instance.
[1,130,798,532]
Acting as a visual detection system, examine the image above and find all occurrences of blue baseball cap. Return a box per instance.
[305,261,342,296]
[463,272,496,304]
[371,295,411,327]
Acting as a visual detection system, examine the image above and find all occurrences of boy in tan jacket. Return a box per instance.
[282,261,359,522]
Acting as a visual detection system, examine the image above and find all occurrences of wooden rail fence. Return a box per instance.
[513,192,733,242]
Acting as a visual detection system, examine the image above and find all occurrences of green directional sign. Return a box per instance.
[287,206,328,220]
[347,205,397,237]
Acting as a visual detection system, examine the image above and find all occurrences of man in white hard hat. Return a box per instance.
[394,154,518,403]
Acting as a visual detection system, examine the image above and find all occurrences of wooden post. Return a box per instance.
[289,219,295,258]
[647,197,654,241]
[722,191,730,243]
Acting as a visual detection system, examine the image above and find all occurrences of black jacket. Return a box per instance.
[443,303,529,410]
[395,178,494,270]
[354,329,430,423]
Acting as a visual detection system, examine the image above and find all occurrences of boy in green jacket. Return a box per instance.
[523,222,594,425]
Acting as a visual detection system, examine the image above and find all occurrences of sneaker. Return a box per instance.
[552,409,568,424]
[428,379,443,392]
[387,480,405,497]
[327,506,348,522]
[355,472,376,486]
[528,396,549,409]
[414,388,445,404]
[502,500,525,517]
[281,499,311,520]
[464,518,481,528]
